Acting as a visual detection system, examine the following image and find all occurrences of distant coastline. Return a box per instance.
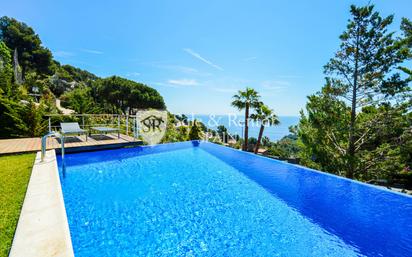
[187,114,299,141]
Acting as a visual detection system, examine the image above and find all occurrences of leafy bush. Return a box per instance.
[189,121,202,140]
[247,137,257,152]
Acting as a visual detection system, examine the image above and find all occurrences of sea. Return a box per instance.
[187,114,300,141]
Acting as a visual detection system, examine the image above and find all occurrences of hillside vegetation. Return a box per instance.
[0,16,165,138]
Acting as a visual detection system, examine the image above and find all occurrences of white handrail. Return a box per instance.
[41,131,64,161]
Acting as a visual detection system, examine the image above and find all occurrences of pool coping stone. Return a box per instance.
[9,150,74,257]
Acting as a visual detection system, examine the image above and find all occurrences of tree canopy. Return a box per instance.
[0,16,167,138]
[298,5,412,181]
[94,76,166,114]
[0,16,54,76]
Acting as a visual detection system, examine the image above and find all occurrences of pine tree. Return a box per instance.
[324,5,411,178]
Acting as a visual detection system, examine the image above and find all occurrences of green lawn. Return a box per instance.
[0,153,35,257]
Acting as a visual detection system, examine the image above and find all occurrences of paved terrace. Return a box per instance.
[0,134,141,155]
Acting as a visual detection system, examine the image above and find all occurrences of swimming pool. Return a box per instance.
[57,141,412,256]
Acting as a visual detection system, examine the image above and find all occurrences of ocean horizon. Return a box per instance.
[186,114,299,141]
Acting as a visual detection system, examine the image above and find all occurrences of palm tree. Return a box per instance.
[231,88,260,151]
[251,104,279,154]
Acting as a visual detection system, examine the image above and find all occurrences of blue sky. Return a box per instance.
[1,0,411,115]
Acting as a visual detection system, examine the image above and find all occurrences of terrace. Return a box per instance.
[0,114,143,155]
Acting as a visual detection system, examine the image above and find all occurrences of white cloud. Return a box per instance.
[158,64,211,76]
[81,49,103,54]
[183,48,224,71]
[168,79,199,86]
[167,66,199,74]
[151,81,190,89]
[125,72,141,77]
[136,61,213,76]
[54,50,75,58]
[151,82,172,87]
[171,66,212,76]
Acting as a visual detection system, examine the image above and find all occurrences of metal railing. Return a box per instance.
[41,131,64,162]
[45,114,140,140]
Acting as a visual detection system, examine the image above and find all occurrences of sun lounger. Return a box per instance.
[60,122,88,141]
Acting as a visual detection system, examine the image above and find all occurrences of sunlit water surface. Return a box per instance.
[58,141,412,257]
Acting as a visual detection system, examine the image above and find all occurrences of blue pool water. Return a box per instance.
[57,141,412,257]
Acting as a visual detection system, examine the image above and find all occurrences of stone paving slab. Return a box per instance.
[9,150,74,257]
